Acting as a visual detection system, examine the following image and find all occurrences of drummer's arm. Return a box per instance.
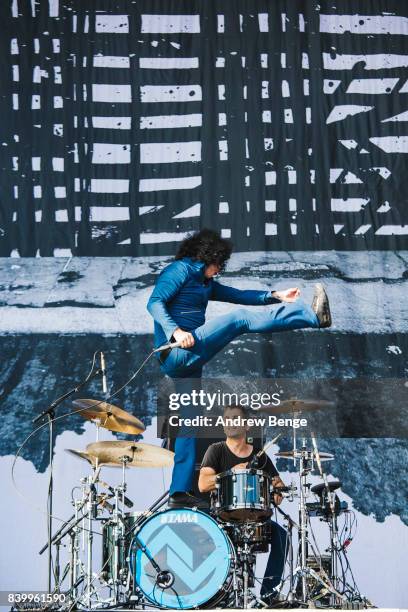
[272,475,286,506]
[198,467,218,493]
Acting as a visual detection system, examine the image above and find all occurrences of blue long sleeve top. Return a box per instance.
[147,257,280,348]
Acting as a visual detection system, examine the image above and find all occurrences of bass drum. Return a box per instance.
[129,508,234,609]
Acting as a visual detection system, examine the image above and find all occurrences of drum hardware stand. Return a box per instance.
[32,366,104,594]
[83,464,102,609]
[310,433,343,608]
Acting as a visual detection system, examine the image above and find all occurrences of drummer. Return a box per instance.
[199,404,287,605]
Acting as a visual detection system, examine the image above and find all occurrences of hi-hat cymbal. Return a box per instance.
[65,447,123,468]
[261,398,335,416]
[311,480,342,495]
[276,449,334,461]
[65,448,98,466]
[85,440,174,468]
[72,398,145,435]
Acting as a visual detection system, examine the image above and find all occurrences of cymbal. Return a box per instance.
[85,440,174,468]
[276,450,334,461]
[65,447,121,468]
[72,398,145,435]
[260,398,335,416]
[311,480,342,495]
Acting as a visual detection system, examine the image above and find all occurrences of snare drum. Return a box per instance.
[213,468,272,522]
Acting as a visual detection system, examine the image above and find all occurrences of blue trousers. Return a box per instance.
[261,521,288,597]
[160,300,319,494]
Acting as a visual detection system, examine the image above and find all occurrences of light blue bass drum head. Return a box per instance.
[130,508,233,609]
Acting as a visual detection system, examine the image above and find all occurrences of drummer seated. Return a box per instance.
[198,404,287,605]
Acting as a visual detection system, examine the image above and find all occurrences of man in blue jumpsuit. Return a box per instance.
[147,229,331,508]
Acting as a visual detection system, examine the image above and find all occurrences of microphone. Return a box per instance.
[100,352,107,394]
[248,433,282,468]
[153,341,182,352]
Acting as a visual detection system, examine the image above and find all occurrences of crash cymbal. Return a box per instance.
[276,450,334,461]
[72,398,145,435]
[261,398,335,416]
[85,440,174,468]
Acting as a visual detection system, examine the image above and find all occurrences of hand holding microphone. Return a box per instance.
[173,328,195,349]
[154,328,194,352]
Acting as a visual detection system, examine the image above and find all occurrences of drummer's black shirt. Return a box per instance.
[201,441,279,478]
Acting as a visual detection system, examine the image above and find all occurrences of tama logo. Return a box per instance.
[161,513,199,524]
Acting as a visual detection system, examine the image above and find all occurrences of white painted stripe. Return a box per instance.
[370,167,391,179]
[323,79,341,94]
[327,105,373,124]
[140,114,202,129]
[49,0,59,18]
[382,110,408,123]
[377,202,391,212]
[330,169,362,183]
[399,80,408,93]
[92,143,130,164]
[323,53,408,70]
[93,55,130,68]
[173,203,201,219]
[55,210,67,222]
[90,179,129,193]
[331,198,369,212]
[265,223,277,235]
[139,176,201,192]
[95,15,129,33]
[346,78,399,94]
[92,84,131,103]
[139,205,164,216]
[320,14,408,35]
[140,231,190,244]
[141,14,200,33]
[355,224,371,235]
[92,116,131,130]
[375,225,408,235]
[258,13,268,32]
[369,137,408,153]
[89,207,130,221]
[140,141,201,164]
[265,171,277,185]
[339,139,358,150]
[139,57,198,69]
[140,85,202,103]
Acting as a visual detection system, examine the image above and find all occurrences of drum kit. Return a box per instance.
[39,398,368,610]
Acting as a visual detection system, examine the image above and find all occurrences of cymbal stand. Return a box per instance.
[110,455,130,606]
[298,442,311,603]
[85,464,101,609]
[310,433,342,607]
[284,442,313,605]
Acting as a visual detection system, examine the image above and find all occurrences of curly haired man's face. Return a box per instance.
[204,264,221,279]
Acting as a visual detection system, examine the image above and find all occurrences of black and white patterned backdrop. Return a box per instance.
[1,2,408,606]
[1,0,408,256]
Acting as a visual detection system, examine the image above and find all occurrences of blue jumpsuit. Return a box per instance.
[147,256,319,493]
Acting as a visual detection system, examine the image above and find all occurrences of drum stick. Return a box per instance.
[256,432,282,458]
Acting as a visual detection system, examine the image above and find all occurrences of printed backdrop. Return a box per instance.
[0,0,408,255]
[1,1,408,608]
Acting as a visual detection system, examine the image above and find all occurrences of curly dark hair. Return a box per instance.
[175,229,233,271]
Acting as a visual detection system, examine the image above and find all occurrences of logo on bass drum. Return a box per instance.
[160,512,199,524]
